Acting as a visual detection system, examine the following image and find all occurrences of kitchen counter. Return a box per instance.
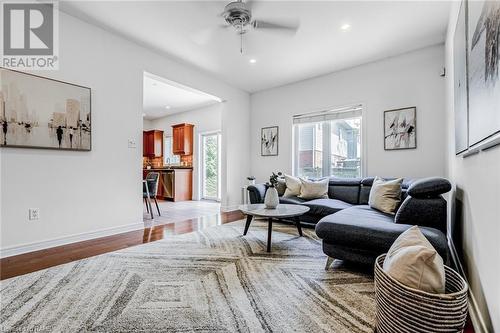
[143,167,193,202]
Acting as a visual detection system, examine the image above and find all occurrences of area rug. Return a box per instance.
[0,220,376,332]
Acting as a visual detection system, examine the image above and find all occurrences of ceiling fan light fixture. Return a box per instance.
[219,1,300,53]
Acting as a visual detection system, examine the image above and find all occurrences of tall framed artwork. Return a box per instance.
[467,0,500,147]
[454,0,469,154]
[0,68,92,151]
[384,107,416,150]
[261,126,278,156]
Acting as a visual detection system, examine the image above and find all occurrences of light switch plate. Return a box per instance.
[128,139,137,148]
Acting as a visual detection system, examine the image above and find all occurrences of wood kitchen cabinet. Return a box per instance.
[143,130,163,157]
[172,123,194,155]
[143,168,193,202]
[162,169,192,201]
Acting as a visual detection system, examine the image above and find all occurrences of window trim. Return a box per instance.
[163,134,180,165]
[292,103,366,178]
[199,130,222,202]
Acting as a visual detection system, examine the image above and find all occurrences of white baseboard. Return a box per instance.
[0,222,145,259]
[448,238,490,333]
[220,205,240,212]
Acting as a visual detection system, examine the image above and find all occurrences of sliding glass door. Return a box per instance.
[201,132,221,201]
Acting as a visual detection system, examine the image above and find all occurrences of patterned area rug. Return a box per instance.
[1,220,376,332]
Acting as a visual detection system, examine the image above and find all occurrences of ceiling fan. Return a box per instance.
[219,0,300,53]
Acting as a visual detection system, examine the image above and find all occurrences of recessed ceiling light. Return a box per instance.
[249,59,257,64]
[341,24,351,31]
[165,105,171,109]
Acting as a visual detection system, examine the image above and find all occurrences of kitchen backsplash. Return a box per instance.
[143,156,163,168]
[143,155,193,168]
[180,155,192,166]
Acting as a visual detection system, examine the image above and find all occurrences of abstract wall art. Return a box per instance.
[0,68,91,151]
[261,126,278,156]
[454,0,469,154]
[467,0,500,147]
[384,107,416,150]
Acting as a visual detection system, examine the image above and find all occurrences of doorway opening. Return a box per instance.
[142,71,223,226]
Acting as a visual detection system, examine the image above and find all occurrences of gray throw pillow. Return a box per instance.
[368,176,403,215]
[284,174,302,197]
[298,178,329,200]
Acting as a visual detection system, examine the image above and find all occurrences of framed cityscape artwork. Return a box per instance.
[0,68,91,151]
[384,107,417,150]
[261,126,278,156]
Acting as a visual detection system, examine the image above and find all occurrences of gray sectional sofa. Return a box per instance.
[247,177,451,266]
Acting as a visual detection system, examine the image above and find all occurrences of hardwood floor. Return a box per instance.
[0,209,244,280]
[0,198,478,333]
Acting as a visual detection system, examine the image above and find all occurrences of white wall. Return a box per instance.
[445,3,499,331]
[250,45,446,182]
[142,119,154,130]
[145,104,222,200]
[0,11,249,255]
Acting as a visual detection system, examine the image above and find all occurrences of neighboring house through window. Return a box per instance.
[293,104,362,178]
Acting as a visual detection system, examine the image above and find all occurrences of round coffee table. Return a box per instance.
[238,204,310,252]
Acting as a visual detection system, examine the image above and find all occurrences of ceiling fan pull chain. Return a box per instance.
[240,27,243,53]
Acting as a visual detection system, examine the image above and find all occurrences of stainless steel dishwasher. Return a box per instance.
[162,171,174,199]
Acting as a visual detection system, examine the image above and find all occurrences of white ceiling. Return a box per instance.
[143,72,222,120]
[61,1,451,93]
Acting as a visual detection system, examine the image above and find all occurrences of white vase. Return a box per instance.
[264,186,279,209]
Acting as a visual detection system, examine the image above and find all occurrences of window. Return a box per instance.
[293,105,362,178]
[201,132,221,201]
[164,136,180,165]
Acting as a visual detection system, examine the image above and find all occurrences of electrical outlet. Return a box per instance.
[29,208,40,220]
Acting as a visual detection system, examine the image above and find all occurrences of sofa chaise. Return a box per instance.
[247,177,451,267]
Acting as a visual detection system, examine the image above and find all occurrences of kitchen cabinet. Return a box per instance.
[143,130,163,157]
[170,169,192,201]
[157,169,192,201]
[172,123,194,155]
[144,168,193,201]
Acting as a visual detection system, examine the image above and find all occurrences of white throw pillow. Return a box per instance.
[383,226,446,294]
[368,176,403,215]
[283,174,302,197]
[298,178,329,200]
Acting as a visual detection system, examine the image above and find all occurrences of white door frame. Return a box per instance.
[199,130,222,201]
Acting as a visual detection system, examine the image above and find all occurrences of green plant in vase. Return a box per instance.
[266,172,282,188]
[265,171,282,208]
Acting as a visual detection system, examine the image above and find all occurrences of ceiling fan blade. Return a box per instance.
[252,19,300,33]
[245,0,255,11]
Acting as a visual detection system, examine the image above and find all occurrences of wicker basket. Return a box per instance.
[374,254,468,333]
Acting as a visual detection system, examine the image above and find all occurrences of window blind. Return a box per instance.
[293,104,362,124]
